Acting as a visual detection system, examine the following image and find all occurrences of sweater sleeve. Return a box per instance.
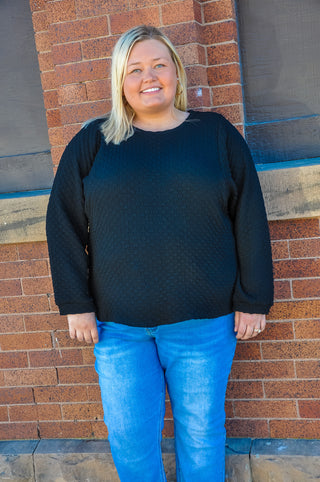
[219,115,274,314]
[46,121,102,315]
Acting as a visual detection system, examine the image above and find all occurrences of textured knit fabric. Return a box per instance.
[46,110,274,327]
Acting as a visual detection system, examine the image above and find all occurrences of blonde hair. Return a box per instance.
[101,25,188,145]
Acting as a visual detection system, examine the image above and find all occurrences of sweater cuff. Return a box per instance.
[58,301,97,316]
[233,301,273,315]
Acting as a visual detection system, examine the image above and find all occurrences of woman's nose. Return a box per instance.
[142,67,157,82]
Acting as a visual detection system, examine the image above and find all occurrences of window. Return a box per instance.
[0,0,53,194]
[236,0,320,166]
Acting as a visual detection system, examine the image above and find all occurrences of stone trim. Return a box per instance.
[1,163,320,244]
[0,438,319,481]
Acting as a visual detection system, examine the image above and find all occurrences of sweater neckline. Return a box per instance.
[133,110,195,134]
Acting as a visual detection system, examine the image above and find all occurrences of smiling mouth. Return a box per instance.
[141,87,161,93]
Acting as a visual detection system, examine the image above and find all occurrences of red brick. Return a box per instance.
[211,84,242,106]
[38,52,54,72]
[8,404,37,422]
[234,400,297,418]
[0,332,52,351]
[55,59,111,84]
[58,84,87,105]
[262,321,294,341]
[62,124,83,144]
[91,420,108,438]
[82,36,118,61]
[203,0,235,23]
[41,71,57,91]
[110,8,160,35]
[176,43,206,67]
[207,63,241,87]
[46,109,62,128]
[226,419,269,438]
[292,279,320,299]
[0,245,18,262]
[86,80,111,101]
[0,280,22,297]
[268,300,320,320]
[295,361,320,379]
[162,0,196,25]
[48,127,64,146]
[234,341,261,360]
[24,313,65,332]
[207,42,239,66]
[39,421,93,438]
[38,404,62,421]
[0,387,34,405]
[48,294,59,312]
[60,100,110,124]
[211,104,243,124]
[22,277,53,296]
[185,65,208,87]
[163,419,174,437]
[0,406,8,422]
[62,402,103,421]
[202,21,237,45]
[0,352,28,369]
[34,31,51,53]
[274,280,291,300]
[43,90,59,110]
[270,420,320,439]
[87,385,102,402]
[0,260,48,279]
[58,366,98,384]
[34,385,88,403]
[52,42,82,66]
[162,22,200,46]
[269,219,320,241]
[0,422,39,440]
[30,0,46,12]
[271,240,289,260]
[273,258,320,279]
[50,16,109,44]
[46,0,76,23]
[225,400,234,418]
[289,238,320,258]
[299,400,320,418]
[51,146,65,165]
[226,381,264,399]
[187,87,211,108]
[294,320,320,339]
[53,330,85,349]
[230,361,295,380]
[0,315,25,334]
[262,340,320,360]
[29,349,83,367]
[265,380,319,399]
[76,0,127,17]
[18,243,49,261]
[129,0,165,7]
[0,372,5,386]
[32,10,49,32]
[4,368,57,387]
[164,400,173,419]
[0,295,50,315]
[82,347,95,365]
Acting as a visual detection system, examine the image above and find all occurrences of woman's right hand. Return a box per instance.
[67,312,99,344]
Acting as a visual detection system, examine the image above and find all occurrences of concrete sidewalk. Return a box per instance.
[0,438,319,481]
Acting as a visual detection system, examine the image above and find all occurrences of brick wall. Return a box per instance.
[0,0,319,440]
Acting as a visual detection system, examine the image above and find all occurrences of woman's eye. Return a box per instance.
[155,64,165,68]
[129,68,141,74]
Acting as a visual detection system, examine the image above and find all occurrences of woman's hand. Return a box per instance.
[234,311,266,340]
[67,312,99,344]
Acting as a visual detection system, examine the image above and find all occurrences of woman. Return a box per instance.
[46,25,273,481]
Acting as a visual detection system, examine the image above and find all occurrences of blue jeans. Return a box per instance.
[94,313,237,482]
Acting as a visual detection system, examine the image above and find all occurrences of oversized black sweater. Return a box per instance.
[46,110,274,326]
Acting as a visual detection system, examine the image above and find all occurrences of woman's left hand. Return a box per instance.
[234,311,266,340]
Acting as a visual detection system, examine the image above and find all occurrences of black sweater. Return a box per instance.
[46,110,273,326]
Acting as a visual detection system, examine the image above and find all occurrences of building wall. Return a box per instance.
[0,0,319,440]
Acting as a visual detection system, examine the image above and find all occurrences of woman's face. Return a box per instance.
[123,39,178,119]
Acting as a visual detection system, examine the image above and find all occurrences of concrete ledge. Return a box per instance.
[1,438,319,481]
